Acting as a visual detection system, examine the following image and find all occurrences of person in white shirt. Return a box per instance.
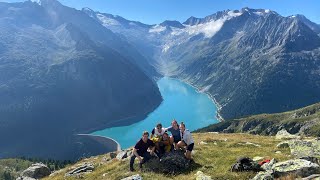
[176,122,194,160]
[150,123,166,154]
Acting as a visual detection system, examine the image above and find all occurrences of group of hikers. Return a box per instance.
[130,120,194,171]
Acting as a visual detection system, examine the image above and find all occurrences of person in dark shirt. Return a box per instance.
[130,131,155,171]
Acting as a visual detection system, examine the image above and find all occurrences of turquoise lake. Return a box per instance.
[92,77,219,149]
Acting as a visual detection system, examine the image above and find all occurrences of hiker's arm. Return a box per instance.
[150,146,155,155]
[133,148,142,161]
[150,129,155,138]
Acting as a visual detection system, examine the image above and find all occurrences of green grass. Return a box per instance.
[196,102,320,136]
[45,133,292,180]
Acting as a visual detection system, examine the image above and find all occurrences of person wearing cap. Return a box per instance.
[130,131,155,171]
[176,122,195,160]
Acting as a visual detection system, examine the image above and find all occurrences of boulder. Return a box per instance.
[301,174,320,180]
[20,163,51,179]
[144,151,190,174]
[65,163,94,176]
[121,174,143,180]
[251,171,273,180]
[195,171,212,180]
[275,129,299,140]
[300,156,320,165]
[199,141,208,145]
[288,140,320,157]
[276,141,290,148]
[261,159,276,171]
[16,177,37,180]
[116,151,128,160]
[109,152,117,159]
[272,159,320,178]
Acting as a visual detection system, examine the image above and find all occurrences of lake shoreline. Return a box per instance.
[170,77,224,122]
[92,77,221,149]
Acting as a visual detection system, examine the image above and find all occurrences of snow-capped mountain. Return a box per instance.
[84,7,320,120]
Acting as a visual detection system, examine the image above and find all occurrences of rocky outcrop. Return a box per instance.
[65,163,94,176]
[144,151,191,174]
[197,102,320,138]
[251,171,273,180]
[272,159,320,178]
[121,174,143,180]
[18,163,51,179]
[195,171,212,180]
[116,151,129,160]
[275,129,300,140]
[288,140,320,158]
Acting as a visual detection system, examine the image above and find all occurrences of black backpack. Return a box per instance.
[231,157,261,172]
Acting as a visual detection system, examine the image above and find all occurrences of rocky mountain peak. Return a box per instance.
[159,20,184,29]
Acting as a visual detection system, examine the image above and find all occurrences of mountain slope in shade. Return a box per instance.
[0,0,162,160]
[87,7,320,120]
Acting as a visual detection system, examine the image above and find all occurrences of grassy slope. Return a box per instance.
[197,102,320,136]
[45,133,292,180]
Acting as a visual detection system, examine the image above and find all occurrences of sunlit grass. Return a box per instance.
[45,133,292,180]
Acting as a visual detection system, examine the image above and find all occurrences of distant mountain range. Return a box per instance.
[1,0,320,161]
[83,7,320,120]
[0,0,161,160]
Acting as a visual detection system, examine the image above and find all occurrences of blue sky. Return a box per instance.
[1,0,320,24]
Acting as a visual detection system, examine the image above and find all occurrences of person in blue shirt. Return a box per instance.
[165,119,181,150]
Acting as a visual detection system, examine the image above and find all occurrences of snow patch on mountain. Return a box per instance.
[149,25,167,33]
[182,10,242,38]
[96,13,120,26]
[30,0,41,5]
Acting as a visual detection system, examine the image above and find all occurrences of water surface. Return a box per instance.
[92,77,219,149]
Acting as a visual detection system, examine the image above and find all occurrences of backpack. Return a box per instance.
[231,157,262,172]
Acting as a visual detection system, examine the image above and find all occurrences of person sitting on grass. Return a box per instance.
[165,119,181,150]
[176,122,195,160]
[150,123,165,153]
[159,132,171,155]
[130,131,155,171]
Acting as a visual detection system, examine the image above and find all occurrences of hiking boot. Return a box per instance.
[129,167,135,172]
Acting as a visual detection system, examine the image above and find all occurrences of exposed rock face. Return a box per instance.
[196,103,320,137]
[65,163,94,176]
[144,151,190,174]
[272,159,320,178]
[277,141,290,148]
[275,129,300,140]
[251,171,273,180]
[288,140,320,157]
[116,151,128,160]
[20,163,51,179]
[121,174,143,180]
[87,7,320,120]
[195,171,212,180]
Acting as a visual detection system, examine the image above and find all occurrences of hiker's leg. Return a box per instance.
[155,142,160,151]
[141,152,152,164]
[169,136,174,145]
[185,151,192,159]
[185,143,194,159]
[177,140,186,150]
[130,154,137,170]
